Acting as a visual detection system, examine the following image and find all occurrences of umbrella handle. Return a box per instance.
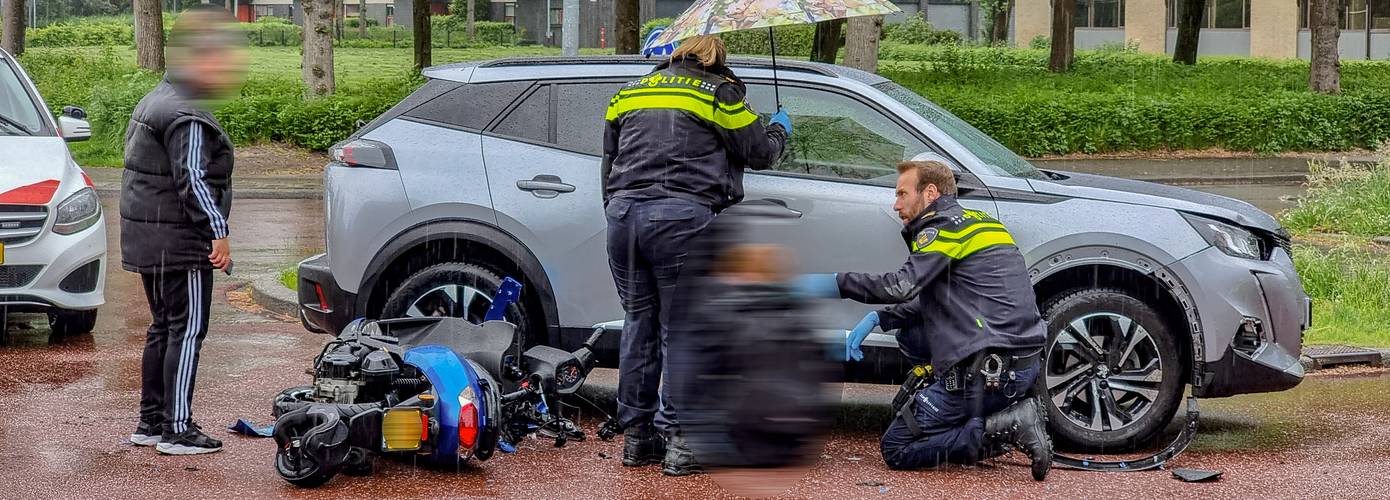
[768,27,780,109]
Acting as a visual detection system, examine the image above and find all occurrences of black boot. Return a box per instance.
[984,397,1052,481]
[661,434,703,477]
[623,425,665,467]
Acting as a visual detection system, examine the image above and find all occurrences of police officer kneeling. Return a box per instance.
[799,160,1052,480]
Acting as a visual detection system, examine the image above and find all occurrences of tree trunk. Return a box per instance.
[303,0,335,96]
[1172,0,1203,65]
[989,0,1012,45]
[335,0,345,39]
[1047,0,1074,72]
[1,0,24,56]
[358,0,367,37]
[614,0,638,54]
[1309,0,1341,94]
[412,0,430,71]
[843,15,882,73]
[810,19,844,64]
[466,0,474,38]
[133,0,163,71]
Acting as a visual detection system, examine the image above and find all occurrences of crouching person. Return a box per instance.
[797,160,1053,480]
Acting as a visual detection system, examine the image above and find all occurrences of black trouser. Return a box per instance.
[879,350,1040,470]
[605,197,715,435]
[138,268,213,435]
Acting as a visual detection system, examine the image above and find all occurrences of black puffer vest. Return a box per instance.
[120,78,234,273]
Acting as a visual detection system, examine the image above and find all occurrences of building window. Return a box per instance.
[549,5,563,25]
[504,2,516,23]
[1299,0,1390,29]
[1167,0,1250,29]
[1375,0,1390,28]
[1072,0,1125,28]
[254,4,274,16]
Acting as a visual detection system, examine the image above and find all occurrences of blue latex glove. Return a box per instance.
[793,273,840,299]
[846,311,879,362]
[769,108,792,136]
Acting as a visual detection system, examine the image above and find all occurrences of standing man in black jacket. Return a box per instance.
[122,8,246,455]
[601,35,789,476]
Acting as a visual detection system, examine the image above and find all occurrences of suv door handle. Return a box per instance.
[517,175,575,197]
[726,198,803,218]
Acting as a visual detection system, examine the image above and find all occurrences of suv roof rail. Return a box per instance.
[477,55,839,77]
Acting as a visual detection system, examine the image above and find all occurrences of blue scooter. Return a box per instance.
[271,279,607,487]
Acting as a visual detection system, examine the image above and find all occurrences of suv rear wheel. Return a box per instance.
[1037,288,1183,452]
[380,262,534,343]
[48,309,98,338]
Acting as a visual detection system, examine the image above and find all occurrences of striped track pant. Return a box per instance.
[138,268,213,435]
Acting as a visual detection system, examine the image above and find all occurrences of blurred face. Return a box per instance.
[184,45,249,99]
[894,169,940,224]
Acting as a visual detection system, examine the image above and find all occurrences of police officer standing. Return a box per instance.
[798,160,1053,480]
[602,35,789,476]
[122,8,246,455]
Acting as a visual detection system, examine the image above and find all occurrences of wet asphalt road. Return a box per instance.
[2,195,1387,499]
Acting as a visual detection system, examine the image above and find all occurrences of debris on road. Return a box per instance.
[1171,469,1222,483]
[856,480,885,487]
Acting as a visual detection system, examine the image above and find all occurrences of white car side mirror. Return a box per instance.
[58,115,90,143]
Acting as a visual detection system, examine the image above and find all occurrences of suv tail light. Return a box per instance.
[331,138,398,170]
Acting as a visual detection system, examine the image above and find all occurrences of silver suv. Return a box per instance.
[297,56,1309,450]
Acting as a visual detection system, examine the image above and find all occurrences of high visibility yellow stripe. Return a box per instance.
[605,94,760,129]
[617,87,748,112]
[935,221,1007,240]
[914,230,1016,259]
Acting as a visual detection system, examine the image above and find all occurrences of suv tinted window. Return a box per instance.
[493,85,551,143]
[745,84,931,186]
[556,82,624,155]
[404,80,529,130]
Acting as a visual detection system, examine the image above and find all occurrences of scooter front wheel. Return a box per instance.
[275,443,337,488]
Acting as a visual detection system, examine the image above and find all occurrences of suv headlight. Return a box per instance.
[1182,213,1260,260]
[53,187,101,235]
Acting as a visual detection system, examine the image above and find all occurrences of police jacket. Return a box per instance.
[601,56,787,213]
[836,195,1046,371]
[120,77,234,273]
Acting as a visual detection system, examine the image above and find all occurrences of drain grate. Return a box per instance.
[1303,345,1385,369]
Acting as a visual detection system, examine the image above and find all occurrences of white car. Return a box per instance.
[0,49,105,338]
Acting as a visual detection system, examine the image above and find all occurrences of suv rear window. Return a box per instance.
[556,82,624,155]
[492,85,551,143]
[403,80,530,130]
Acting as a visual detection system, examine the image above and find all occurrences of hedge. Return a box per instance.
[637,18,813,56]
[21,17,521,48]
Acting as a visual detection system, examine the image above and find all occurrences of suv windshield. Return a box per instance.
[0,56,46,137]
[873,81,1044,180]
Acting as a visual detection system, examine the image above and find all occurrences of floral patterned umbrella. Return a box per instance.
[651,0,902,46]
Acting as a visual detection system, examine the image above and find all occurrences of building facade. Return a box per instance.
[1014,0,1390,60]
[497,0,983,48]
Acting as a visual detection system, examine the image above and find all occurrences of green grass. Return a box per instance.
[1281,160,1390,238]
[1292,243,1390,347]
[1280,161,1390,347]
[278,267,297,291]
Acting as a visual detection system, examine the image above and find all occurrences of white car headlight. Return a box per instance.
[53,187,101,235]
[1182,213,1261,260]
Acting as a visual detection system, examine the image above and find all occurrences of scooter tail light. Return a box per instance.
[458,385,479,452]
[458,402,479,450]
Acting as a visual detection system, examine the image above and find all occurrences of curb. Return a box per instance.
[248,271,301,318]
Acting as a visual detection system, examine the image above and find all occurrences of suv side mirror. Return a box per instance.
[58,106,91,142]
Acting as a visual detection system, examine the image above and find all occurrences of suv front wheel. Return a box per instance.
[1037,288,1184,452]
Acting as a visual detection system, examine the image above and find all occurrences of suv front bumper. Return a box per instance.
[1175,246,1308,398]
[298,253,357,334]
